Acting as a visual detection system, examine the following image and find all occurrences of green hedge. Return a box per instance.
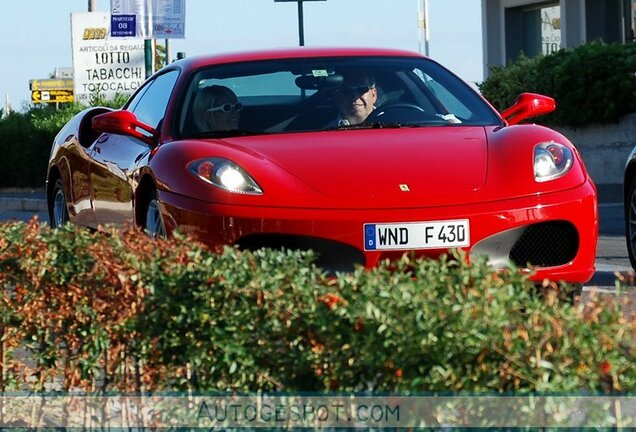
[479,41,636,127]
[0,95,127,189]
[0,109,60,188]
[0,219,634,393]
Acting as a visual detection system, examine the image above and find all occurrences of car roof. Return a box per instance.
[170,47,425,73]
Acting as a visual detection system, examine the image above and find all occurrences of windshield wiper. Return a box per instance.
[321,122,390,132]
[322,122,429,132]
[369,122,409,129]
[370,120,454,128]
[319,124,356,132]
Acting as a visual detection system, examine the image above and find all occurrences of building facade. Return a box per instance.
[482,0,635,76]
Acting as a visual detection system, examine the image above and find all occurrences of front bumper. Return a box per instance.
[157,179,598,283]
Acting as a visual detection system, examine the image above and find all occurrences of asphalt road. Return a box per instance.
[590,202,631,281]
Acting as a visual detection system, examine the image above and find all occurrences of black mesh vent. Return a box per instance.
[509,221,579,267]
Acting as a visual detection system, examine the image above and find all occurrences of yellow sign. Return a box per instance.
[83,27,108,40]
[30,79,74,91]
[32,89,74,104]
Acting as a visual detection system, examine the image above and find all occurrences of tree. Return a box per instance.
[154,43,167,72]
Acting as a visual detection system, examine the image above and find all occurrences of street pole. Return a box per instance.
[274,0,326,47]
[145,40,153,78]
[297,1,305,46]
[417,0,430,56]
[88,0,97,12]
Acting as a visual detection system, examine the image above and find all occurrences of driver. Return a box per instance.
[330,71,377,126]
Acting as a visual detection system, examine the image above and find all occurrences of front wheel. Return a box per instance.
[50,178,69,228]
[568,283,583,304]
[144,190,166,238]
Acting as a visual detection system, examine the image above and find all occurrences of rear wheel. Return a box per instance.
[626,176,636,270]
[50,178,69,228]
[144,189,166,238]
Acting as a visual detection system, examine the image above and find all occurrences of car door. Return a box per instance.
[59,122,99,227]
[89,70,179,225]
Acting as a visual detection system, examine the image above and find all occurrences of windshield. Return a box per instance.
[176,56,502,138]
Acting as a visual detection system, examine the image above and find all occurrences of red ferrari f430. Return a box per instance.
[47,47,597,282]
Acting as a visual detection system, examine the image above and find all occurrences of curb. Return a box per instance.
[0,198,47,213]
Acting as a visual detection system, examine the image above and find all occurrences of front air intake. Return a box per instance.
[509,221,579,267]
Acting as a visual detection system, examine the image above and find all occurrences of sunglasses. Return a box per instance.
[207,102,243,113]
[336,85,374,96]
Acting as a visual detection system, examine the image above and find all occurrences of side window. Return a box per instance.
[130,70,179,128]
[125,82,151,113]
[413,68,472,120]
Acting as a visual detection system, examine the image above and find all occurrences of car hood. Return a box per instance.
[223,127,488,206]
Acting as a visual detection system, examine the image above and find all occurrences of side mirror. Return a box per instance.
[92,110,158,146]
[500,93,555,125]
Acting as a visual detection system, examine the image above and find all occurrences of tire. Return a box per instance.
[626,176,636,270]
[144,189,166,238]
[50,178,69,228]
[534,282,583,304]
[568,283,583,304]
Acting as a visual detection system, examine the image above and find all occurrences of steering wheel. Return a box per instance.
[366,102,439,124]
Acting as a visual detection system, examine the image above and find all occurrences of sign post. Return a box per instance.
[417,0,430,56]
[144,40,153,78]
[274,0,326,47]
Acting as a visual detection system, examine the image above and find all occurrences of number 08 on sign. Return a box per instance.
[364,220,470,251]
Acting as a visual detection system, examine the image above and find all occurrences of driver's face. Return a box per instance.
[206,93,240,130]
[336,86,377,125]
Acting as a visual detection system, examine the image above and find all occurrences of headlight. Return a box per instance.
[189,158,263,195]
[533,142,573,182]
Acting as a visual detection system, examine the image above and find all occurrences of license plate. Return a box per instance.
[364,219,470,251]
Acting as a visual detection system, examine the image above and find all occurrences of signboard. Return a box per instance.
[32,90,74,104]
[111,14,136,37]
[110,0,185,38]
[71,12,145,104]
[541,5,561,55]
[30,79,74,91]
[53,67,74,79]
